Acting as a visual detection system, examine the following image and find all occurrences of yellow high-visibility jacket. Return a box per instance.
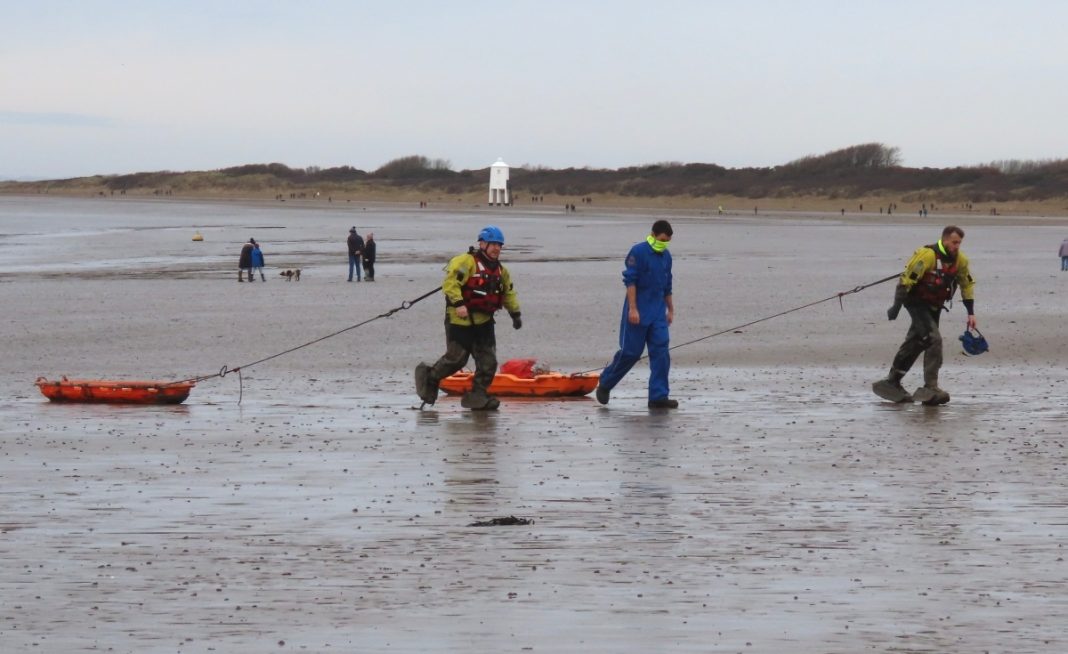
[900,245,975,301]
[442,251,520,326]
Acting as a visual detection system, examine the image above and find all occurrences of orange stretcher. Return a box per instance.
[35,377,195,405]
[438,370,599,397]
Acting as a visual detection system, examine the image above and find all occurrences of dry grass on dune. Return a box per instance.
[6,182,1068,217]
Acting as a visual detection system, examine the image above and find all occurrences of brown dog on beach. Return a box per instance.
[279,269,302,281]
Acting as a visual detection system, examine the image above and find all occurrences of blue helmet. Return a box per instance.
[478,225,505,245]
[959,328,989,356]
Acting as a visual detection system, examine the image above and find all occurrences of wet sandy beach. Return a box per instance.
[2,196,1067,653]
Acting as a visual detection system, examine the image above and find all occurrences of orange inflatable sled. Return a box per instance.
[36,377,195,405]
[438,370,599,397]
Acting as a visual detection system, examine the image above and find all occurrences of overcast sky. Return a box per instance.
[3,0,1067,179]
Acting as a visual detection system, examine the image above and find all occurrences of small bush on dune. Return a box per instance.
[13,145,1068,202]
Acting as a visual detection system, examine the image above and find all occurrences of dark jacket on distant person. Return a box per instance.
[363,238,376,263]
[348,232,364,256]
[238,243,254,269]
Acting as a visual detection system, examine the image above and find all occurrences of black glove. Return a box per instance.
[510,312,522,330]
[887,284,908,321]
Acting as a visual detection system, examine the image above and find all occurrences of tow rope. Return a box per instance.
[576,273,900,374]
[168,285,442,403]
[162,272,899,401]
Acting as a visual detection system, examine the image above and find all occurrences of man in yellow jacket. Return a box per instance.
[416,225,521,410]
[873,225,977,405]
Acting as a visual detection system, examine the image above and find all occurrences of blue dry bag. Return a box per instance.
[959,328,989,356]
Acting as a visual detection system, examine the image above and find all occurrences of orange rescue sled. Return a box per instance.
[438,370,599,398]
[36,377,195,405]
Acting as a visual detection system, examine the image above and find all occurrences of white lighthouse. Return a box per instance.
[488,158,510,206]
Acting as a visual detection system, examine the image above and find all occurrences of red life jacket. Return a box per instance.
[912,244,958,307]
[461,252,505,313]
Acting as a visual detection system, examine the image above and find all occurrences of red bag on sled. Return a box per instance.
[500,358,538,378]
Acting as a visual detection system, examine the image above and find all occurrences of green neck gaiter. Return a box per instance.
[646,235,668,253]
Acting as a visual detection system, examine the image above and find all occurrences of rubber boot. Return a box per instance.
[595,385,610,405]
[238,271,244,282]
[461,388,499,411]
[248,271,255,282]
[648,398,679,409]
[414,362,438,405]
[872,368,913,403]
[260,272,266,282]
[913,375,950,406]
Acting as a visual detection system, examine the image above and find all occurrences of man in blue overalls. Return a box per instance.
[596,220,677,409]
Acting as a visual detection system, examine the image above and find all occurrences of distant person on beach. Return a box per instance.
[363,232,377,281]
[414,225,522,411]
[1060,237,1068,271]
[238,239,255,282]
[251,241,266,282]
[873,225,977,405]
[347,227,364,282]
[595,219,677,409]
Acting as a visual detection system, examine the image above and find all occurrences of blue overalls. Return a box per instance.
[599,240,672,401]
